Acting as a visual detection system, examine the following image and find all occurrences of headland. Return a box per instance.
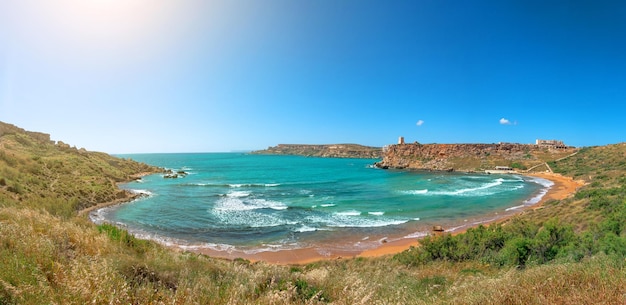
[376,141,578,172]
[251,143,383,159]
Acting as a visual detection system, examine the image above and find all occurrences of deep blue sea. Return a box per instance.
[91,153,552,253]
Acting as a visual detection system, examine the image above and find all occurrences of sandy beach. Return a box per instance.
[183,171,585,264]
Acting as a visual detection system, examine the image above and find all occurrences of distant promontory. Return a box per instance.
[251,144,383,159]
[375,140,578,172]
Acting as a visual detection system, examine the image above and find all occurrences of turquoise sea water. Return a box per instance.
[91,153,552,253]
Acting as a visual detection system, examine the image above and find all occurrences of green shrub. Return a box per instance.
[533,219,576,263]
[294,278,330,302]
[501,237,533,268]
[396,219,581,268]
[511,162,527,170]
[97,223,150,254]
[598,233,626,256]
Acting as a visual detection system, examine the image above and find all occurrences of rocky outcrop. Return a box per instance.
[0,121,52,144]
[163,170,188,179]
[252,144,383,159]
[375,143,578,172]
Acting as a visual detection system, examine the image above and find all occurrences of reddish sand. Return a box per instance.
[182,172,585,265]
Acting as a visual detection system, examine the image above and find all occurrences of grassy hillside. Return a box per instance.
[0,122,159,218]
[1,123,625,304]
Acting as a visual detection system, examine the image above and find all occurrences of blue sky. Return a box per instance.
[1,1,625,153]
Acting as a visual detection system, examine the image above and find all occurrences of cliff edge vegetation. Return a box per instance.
[251,144,382,159]
[0,122,625,304]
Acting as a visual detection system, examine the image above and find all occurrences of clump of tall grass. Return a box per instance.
[444,255,626,305]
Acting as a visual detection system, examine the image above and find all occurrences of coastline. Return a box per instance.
[358,171,585,259]
[78,192,142,217]
[85,170,584,265]
[78,171,157,217]
[184,171,585,264]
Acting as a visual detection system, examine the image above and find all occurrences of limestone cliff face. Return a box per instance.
[252,144,383,159]
[376,143,577,171]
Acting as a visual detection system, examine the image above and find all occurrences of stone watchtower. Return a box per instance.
[398,136,405,145]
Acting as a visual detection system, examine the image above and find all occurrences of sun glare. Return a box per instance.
[6,0,181,70]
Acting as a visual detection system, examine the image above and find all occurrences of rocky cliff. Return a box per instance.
[375,143,578,172]
[252,144,383,159]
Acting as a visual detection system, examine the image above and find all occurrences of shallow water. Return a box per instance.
[91,153,552,253]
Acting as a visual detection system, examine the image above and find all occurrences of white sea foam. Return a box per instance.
[212,198,255,212]
[404,231,428,239]
[403,176,525,197]
[294,225,317,233]
[331,219,408,228]
[516,177,554,207]
[368,211,385,216]
[183,243,236,253]
[401,189,428,195]
[523,190,547,205]
[213,197,287,212]
[129,189,153,196]
[505,204,525,211]
[320,203,336,207]
[229,183,281,188]
[506,175,525,182]
[212,204,293,228]
[250,199,289,210]
[226,191,251,198]
[89,208,108,224]
[105,225,245,254]
[429,178,504,196]
[445,225,467,232]
[335,210,361,216]
[528,177,555,188]
[304,214,409,228]
[241,243,303,254]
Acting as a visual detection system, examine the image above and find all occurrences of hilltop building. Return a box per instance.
[398,136,405,144]
[536,139,567,149]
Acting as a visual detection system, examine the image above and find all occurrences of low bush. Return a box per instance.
[396,219,580,268]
